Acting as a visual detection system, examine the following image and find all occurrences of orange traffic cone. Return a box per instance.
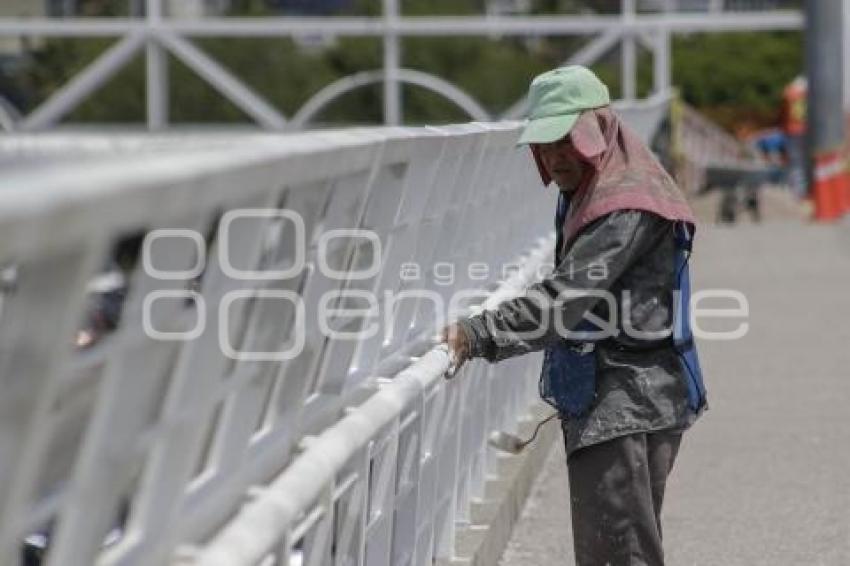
[839,165,850,216]
[812,152,843,221]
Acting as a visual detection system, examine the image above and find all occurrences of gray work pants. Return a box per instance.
[564,430,683,566]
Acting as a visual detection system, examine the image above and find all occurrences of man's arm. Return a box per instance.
[454,209,671,363]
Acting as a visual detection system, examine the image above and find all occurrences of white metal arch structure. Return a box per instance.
[291,69,491,129]
[0,0,806,130]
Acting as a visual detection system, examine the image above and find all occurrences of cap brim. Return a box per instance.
[516,113,580,146]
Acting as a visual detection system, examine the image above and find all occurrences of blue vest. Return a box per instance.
[672,222,708,413]
[539,194,707,418]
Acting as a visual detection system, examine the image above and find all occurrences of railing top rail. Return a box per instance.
[1,126,505,252]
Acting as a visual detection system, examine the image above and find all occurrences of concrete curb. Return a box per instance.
[438,402,560,566]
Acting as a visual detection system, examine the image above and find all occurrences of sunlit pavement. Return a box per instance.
[499,218,850,566]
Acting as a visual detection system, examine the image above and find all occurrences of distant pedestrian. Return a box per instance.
[781,75,807,199]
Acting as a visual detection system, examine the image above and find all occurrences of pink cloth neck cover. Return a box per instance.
[531,106,696,246]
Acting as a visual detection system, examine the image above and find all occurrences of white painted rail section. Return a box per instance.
[0,123,555,566]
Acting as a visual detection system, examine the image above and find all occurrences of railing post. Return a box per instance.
[653,25,671,96]
[621,0,637,101]
[146,0,169,130]
[383,0,402,126]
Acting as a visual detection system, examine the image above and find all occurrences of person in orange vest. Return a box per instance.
[781,75,807,199]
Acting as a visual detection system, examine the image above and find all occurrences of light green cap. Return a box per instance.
[517,65,610,146]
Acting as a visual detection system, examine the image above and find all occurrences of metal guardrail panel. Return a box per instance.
[0,124,555,566]
[672,100,769,194]
[612,93,672,144]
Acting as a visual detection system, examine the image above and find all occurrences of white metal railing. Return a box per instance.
[0,123,556,566]
[676,101,758,166]
[191,240,555,566]
[672,98,767,193]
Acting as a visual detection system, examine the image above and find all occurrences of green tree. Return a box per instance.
[672,31,803,130]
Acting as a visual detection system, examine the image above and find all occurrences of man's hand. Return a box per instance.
[441,323,471,378]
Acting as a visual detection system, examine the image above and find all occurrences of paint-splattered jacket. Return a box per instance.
[457,209,703,455]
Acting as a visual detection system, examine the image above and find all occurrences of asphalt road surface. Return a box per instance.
[499,219,850,566]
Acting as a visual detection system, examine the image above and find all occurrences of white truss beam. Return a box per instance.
[501,29,624,120]
[0,12,803,38]
[156,32,287,129]
[21,32,146,131]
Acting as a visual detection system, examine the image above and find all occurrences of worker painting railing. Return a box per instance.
[0,123,556,566]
